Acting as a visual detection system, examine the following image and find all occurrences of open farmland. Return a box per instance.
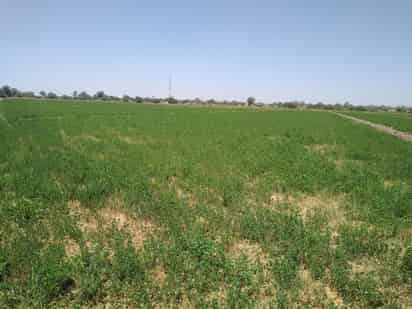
[342,111,412,134]
[1,99,412,307]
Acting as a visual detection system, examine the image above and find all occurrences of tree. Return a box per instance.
[78,91,91,99]
[148,97,160,104]
[168,97,178,104]
[2,85,12,97]
[94,91,105,99]
[134,96,143,103]
[47,92,57,98]
[72,91,78,98]
[122,95,130,102]
[10,88,19,97]
[247,97,256,106]
[40,90,46,97]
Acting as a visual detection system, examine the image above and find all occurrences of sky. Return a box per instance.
[2,0,412,106]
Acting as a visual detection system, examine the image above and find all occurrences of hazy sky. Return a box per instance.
[2,0,412,105]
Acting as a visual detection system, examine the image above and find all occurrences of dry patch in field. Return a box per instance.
[397,287,412,308]
[118,134,153,145]
[305,144,336,155]
[349,258,378,275]
[268,192,346,229]
[228,239,276,306]
[99,195,155,249]
[64,237,81,257]
[68,200,98,233]
[229,239,269,265]
[298,267,344,306]
[383,179,407,190]
[205,187,224,204]
[269,192,291,204]
[168,176,197,207]
[79,134,101,142]
[60,130,101,145]
[196,216,208,226]
[298,194,346,228]
[67,197,155,250]
[384,180,397,188]
[151,264,167,286]
[334,158,345,170]
[155,296,195,309]
[112,128,156,146]
[205,285,227,307]
[118,135,140,145]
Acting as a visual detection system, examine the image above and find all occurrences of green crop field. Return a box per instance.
[342,111,412,134]
[1,99,412,307]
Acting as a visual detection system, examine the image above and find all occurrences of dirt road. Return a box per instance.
[334,112,412,142]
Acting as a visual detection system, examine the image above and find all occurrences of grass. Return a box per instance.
[1,99,412,307]
[342,110,412,133]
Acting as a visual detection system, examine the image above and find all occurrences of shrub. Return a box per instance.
[247,97,256,106]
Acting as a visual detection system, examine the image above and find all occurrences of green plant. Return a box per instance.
[401,246,412,280]
[28,245,74,306]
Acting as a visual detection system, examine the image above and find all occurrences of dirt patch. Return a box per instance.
[305,144,336,155]
[99,207,154,249]
[68,197,155,249]
[68,200,98,233]
[298,267,344,306]
[384,180,397,188]
[64,237,81,257]
[349,258,378,275]
[155,296,195,309]
[334,159,345,170]
[397,287,412,308]
[324,285,344,306]
[205,187,224,204]
[269,192,291,204]
[205,285,227,307]
[151,264,167,286]
[268,192,346,229]
[68,199,81,210]
[334,112,412,142]
[118,135,141,145]
[383,179,407,189]
[196,216,208,226]
[99,196,155,249]
[116,131,157,146]
[168,176,197,207]
[60,130,101,145]
[229,239,269,265]
[297,194,346,228]
[80,135,101,142]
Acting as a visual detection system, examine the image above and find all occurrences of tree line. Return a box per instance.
[1,85,411,113]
